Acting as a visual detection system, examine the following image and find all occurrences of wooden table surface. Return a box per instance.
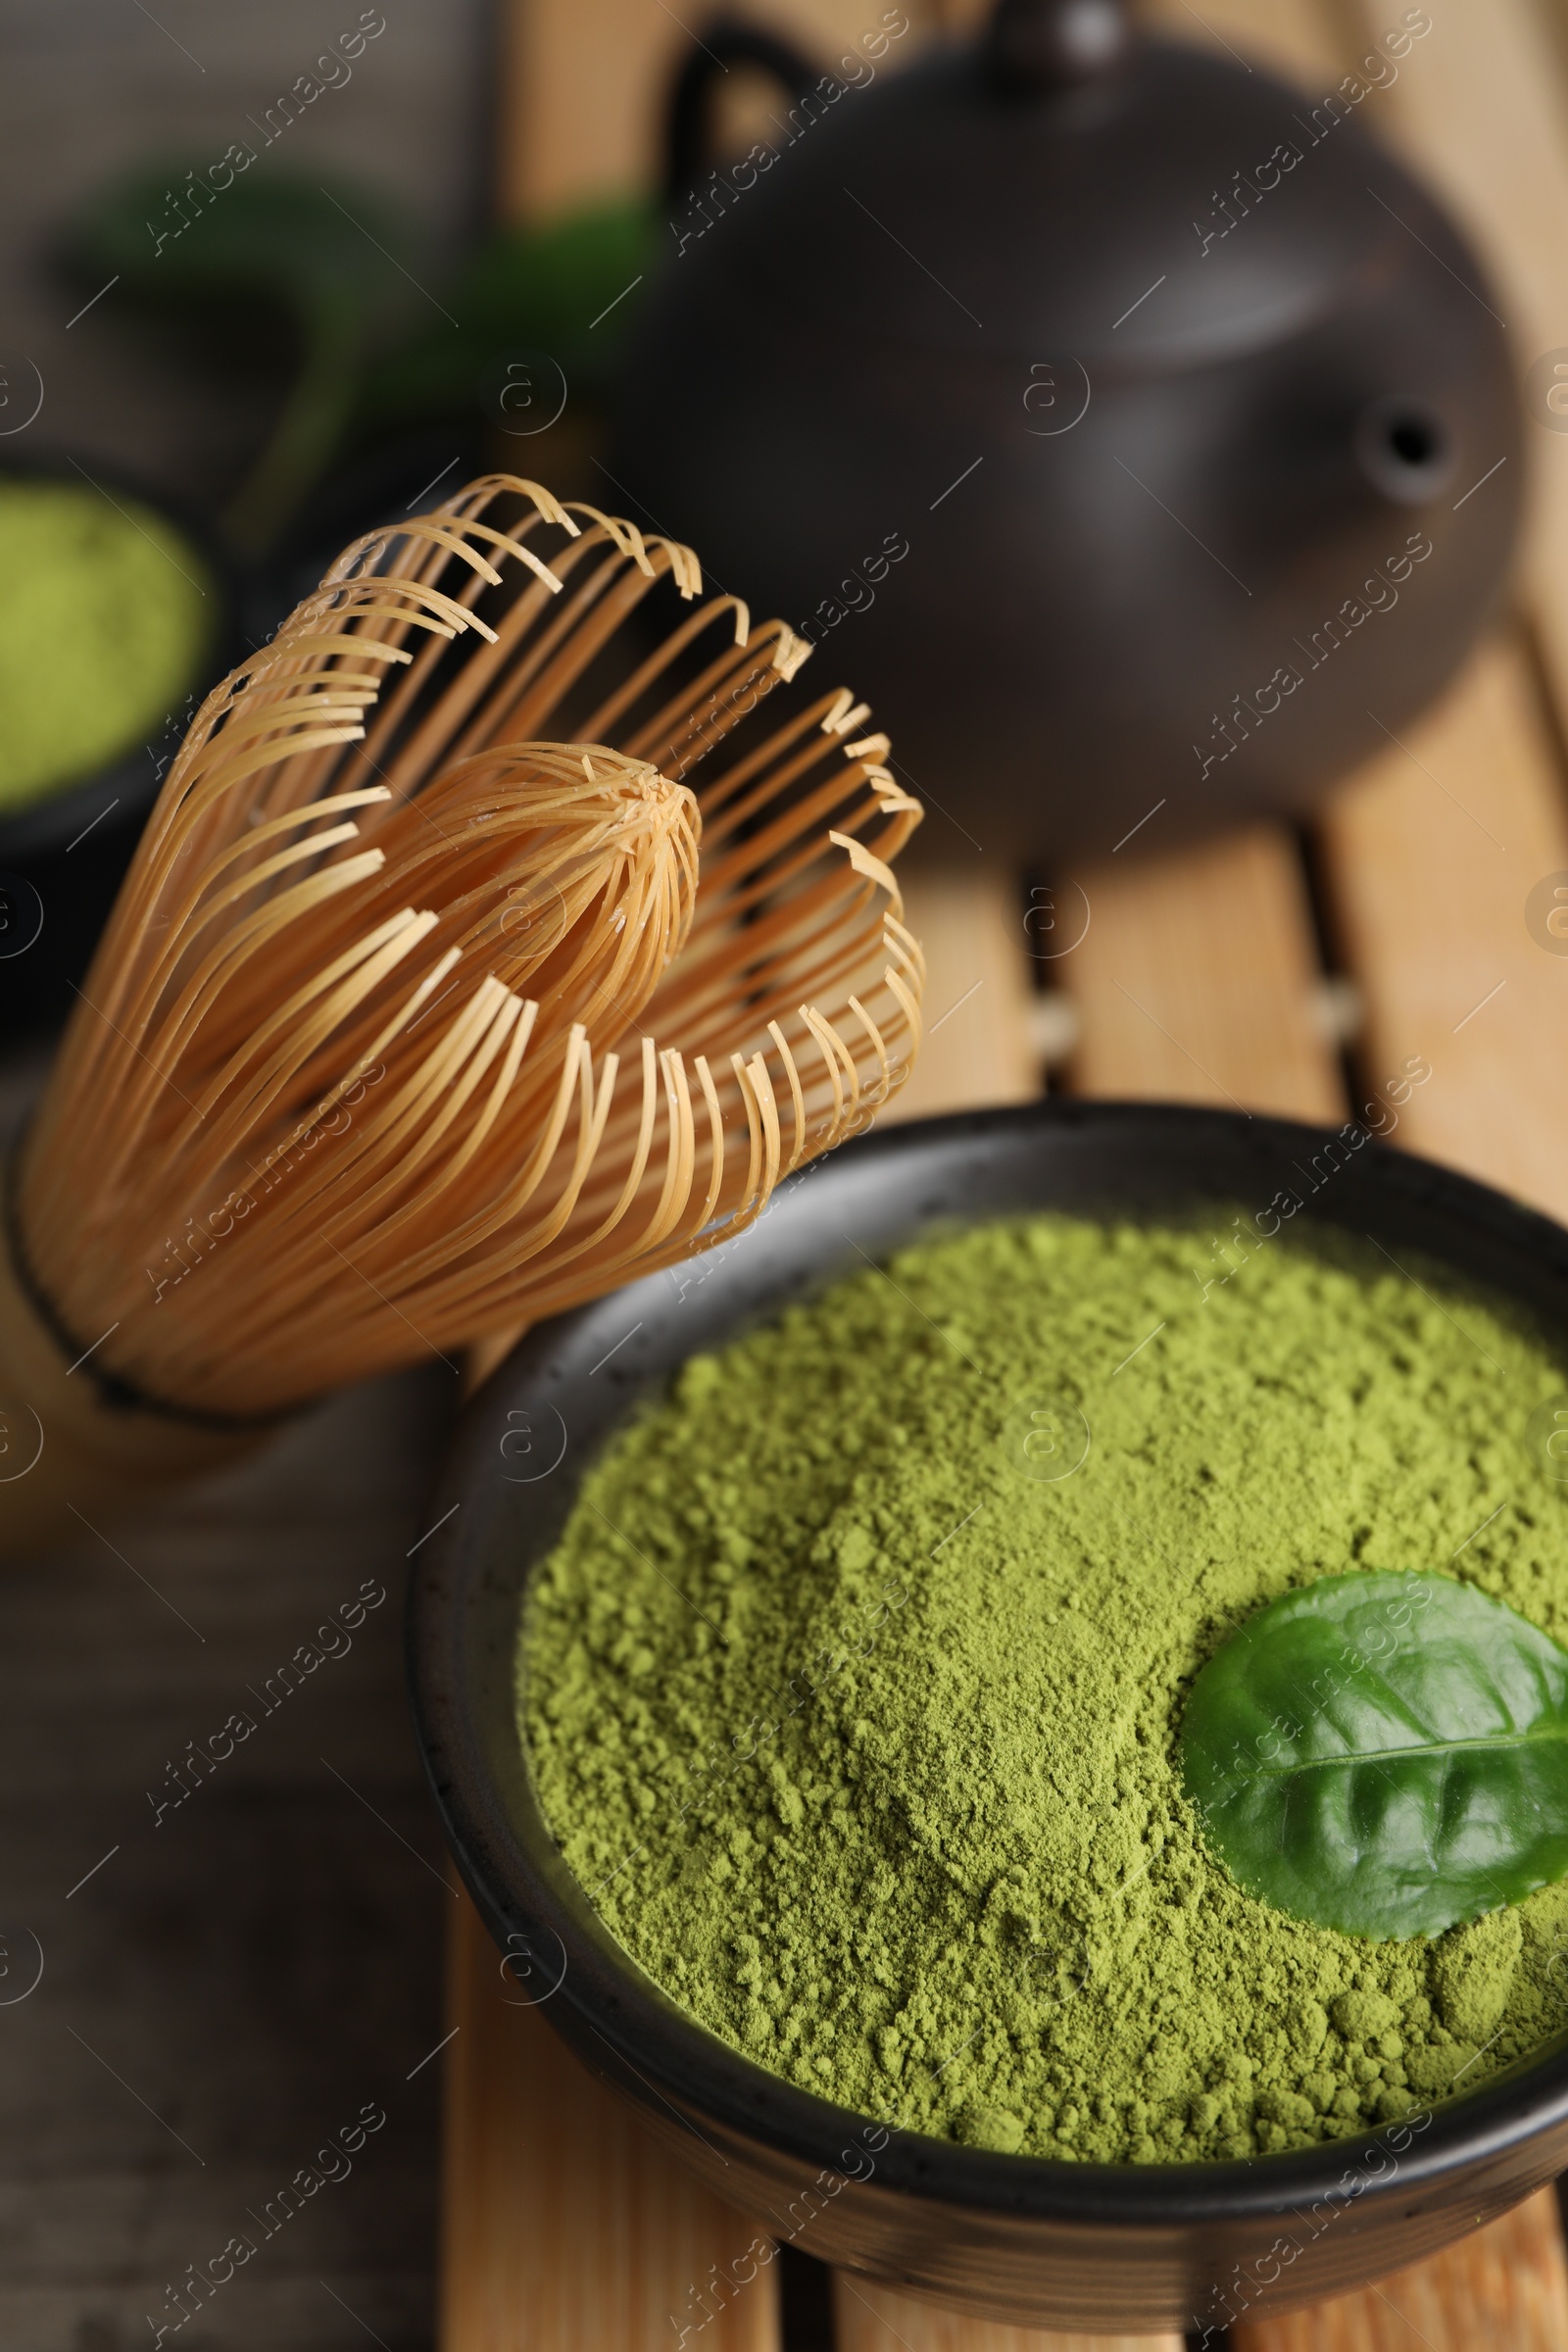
[0,1308,453,2347]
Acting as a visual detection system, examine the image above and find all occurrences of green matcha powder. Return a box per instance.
[520,1216,1568,2164]
[0,478,211,812]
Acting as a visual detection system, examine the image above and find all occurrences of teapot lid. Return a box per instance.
[679,0,1433,370]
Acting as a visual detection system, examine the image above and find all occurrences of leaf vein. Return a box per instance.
[1225,1725,1568,1784]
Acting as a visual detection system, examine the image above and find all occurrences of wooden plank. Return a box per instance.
[0,1334,453,2350]
[1318,635,1568,1219]
[1233,2187,1568,2352]
[1140,0,1346,83]
[441,1886,779,2352]
[832,2273,1183,2352]
[1063,824,1345,1119]
[496,0,947,220]
[1337,0,1568,716]
[1309,0,1568,1183]
[494,0,675,220]
[883,869,1042,1122]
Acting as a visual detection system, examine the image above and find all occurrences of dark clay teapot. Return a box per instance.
[612,0,1520,863]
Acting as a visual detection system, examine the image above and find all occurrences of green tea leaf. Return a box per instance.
[66,168,423,321]
[62,168,429,551]
[364,201,658,426]
[1179,1570,1568,1939]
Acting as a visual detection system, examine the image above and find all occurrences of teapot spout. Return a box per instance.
[1352,395,1457,506]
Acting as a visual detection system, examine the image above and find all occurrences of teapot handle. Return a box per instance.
[662,17,823,210]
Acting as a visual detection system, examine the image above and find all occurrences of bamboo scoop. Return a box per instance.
[0,474,924,1555]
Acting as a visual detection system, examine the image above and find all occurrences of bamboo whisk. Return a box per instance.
[0,474,924,1547]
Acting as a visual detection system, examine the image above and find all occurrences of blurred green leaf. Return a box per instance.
[66,166,424,324]
[365,199,657,427]
[62,169,432,553]
[60,169,656,551]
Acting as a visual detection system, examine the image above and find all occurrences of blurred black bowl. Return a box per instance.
[0,452,242,1040]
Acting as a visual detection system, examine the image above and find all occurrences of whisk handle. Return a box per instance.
[0,1178,264,1560]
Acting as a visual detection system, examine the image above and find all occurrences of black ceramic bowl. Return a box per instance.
[407,1101,1568,2335]
[0,453,241,1036]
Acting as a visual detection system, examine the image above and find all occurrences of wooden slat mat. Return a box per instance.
[834,2273,1177,2352]
[1231,2187,1568,2350]
[447,0,1568,2342]
[442,1891,777,2351]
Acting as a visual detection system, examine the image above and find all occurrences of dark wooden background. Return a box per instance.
[0,1124,460,2351]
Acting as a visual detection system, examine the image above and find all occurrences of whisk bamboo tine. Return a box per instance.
[424,539,693,773]
[576,599,755,750]
[0,475,923,1551]
[348,510,658,765]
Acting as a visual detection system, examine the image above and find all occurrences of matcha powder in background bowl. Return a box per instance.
[0,475,212,814]
[518,1215,1568,2165]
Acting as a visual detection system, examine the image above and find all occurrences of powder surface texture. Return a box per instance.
[0,479,211,811]
[520,1215,1568,2163]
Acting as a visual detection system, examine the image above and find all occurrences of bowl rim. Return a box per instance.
[407,1096,1568,2230]
[0,446,239,859]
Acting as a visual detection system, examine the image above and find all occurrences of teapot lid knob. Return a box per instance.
[985,0,1137,91]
